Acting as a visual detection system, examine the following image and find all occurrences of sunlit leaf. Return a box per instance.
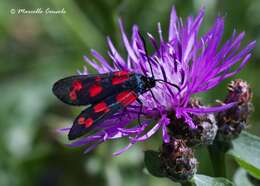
[194,174,234,186]
[228,131,260,179]
[233,168,254,186]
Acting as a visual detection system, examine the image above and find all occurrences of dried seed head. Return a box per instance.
[159,139,197,182]
[190,112,218,146]
[226,79,252,104]
[216,79,253,141]
[168,98,218,147]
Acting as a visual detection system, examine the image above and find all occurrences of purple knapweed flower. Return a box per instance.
[62,7,255,155]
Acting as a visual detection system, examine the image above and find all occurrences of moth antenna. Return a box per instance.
[155,79,181,92]
[138,32,155,79]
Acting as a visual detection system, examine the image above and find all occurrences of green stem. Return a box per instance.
[208,141,230,177]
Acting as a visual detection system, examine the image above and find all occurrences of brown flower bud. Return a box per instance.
[159,139,197,182]
[168,98,218,147]
[216,79,253,141]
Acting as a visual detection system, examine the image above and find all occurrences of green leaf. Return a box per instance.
[234,158,260,179]
[233,168,254,186]
[144,150,165,177]
[194,174,234,186]
[228,131,260,179]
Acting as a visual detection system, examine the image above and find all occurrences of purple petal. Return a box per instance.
[112,143,134,156]
[162,117,170,143]
[57,127,71,133]
[181,102,237,113]
[131,115,168,142]
[157,22,164,42]
[83,55,104,73]
[118,19,138,62]
[107,37,126,70]
[168,6,179,42]
[84,140,103,154]
[91,49,114,71]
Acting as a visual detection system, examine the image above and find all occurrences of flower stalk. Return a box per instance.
[208,141,228,177]
[209,79,253,177]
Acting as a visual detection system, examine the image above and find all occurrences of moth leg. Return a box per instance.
[136,98,143,127]
[149,90,159,104]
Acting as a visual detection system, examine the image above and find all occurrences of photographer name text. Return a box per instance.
[10,8,66,15]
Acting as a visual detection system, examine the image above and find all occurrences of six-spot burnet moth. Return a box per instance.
[52,34,180,140]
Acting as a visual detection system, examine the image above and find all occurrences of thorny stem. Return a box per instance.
[208,140,231,177]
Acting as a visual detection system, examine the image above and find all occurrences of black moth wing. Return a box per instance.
[68,90,138,140]
[52,71,136,106]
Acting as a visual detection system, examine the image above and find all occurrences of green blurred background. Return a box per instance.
[0,0,259,185]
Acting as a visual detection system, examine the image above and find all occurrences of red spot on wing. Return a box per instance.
[69,80,83,101]
[116,91,137,106]
[112,75,129,85]
[95,76,102,82]
[114,71,129,76]
[78,117,93,127]
[94,102,110,113]
[84,118,93,127]
[112,71,131,85]
[78,117,85,125]
[69,91,77,100]
[89,84,103,97]
[72,81,83,91]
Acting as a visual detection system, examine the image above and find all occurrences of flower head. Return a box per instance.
[65,7,255,155]
[216,79,253,141]
[159,138,197,182]
[168,98,218,147]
